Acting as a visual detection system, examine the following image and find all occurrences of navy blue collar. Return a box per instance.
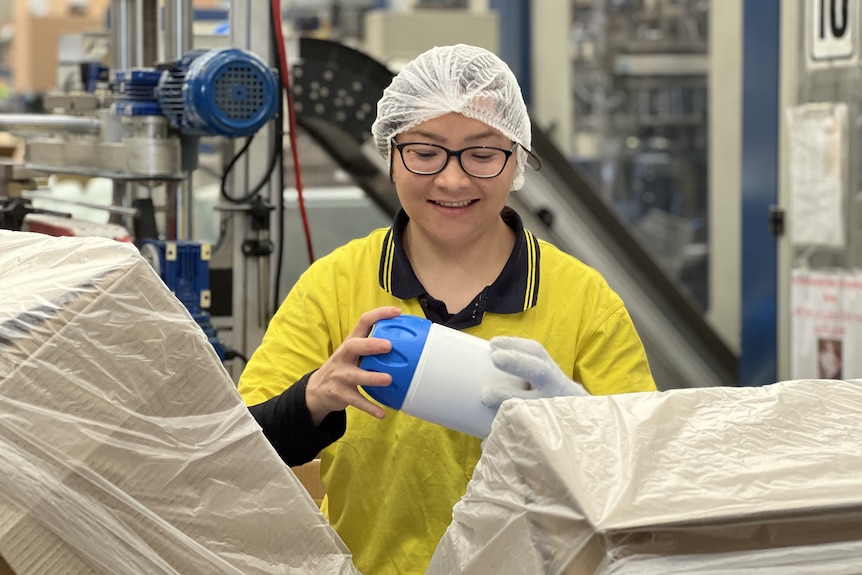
[377,207,541,328]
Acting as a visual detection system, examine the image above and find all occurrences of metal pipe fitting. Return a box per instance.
[0,115,102,135]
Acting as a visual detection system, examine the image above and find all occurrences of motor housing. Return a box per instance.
[114,48,279,138]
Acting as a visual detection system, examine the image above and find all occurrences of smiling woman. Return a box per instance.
[238,44,656,575]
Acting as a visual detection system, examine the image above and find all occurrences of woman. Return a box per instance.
[239,44,656,575]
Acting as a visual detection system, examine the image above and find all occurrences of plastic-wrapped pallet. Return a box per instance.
[428,379,862,574]
[0,230,359,575]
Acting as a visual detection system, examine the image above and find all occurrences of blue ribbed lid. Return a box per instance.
[358,315,431,410]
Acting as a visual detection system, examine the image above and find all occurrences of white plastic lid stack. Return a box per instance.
[0,230,359,575]
[371,43,533,190]
[428,379,862,574]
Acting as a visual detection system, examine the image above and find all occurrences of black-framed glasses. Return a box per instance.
[391,139,517,178]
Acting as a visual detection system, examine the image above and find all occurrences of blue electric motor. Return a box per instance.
[114,48,279,138]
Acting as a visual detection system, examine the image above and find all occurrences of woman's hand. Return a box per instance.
[481,336,588,408]
[306,306,402,425]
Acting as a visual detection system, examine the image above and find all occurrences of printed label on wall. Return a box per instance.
[786,103,847,249]
[791,269,862,379]
[809,0,858,67]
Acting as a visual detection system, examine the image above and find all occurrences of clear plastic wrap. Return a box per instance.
[0,230,359,575]
[428,379,862,574]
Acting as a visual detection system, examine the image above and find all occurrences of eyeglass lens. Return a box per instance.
[398,143,509,177]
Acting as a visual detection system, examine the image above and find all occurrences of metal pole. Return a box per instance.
[110,0,141,72]
[163,0,194,62]
[173,176,193,240]
[165,180,179,240]
[0,115,102,134]
[164,0,195,240]
[109,180,130,225]
[175,135,199,240]
[140,0,159,67]
[230,0,278,362]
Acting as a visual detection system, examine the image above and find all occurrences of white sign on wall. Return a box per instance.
[809,0,858,67]
[791,269,862,380]
[786,103,847,249]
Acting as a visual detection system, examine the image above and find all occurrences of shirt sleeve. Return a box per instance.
[237,266,338,407]
[248,371,347,467]
[575,300,657,395]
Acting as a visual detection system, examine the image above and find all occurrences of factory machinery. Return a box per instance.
[0,0,736,389]
[566,0,711,310]
[0,0,284,362]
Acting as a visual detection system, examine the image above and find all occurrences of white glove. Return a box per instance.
[481,336,589,408]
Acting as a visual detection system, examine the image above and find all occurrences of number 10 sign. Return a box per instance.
[809,0,857,66]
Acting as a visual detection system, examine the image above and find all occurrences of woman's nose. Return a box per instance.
[433,157,472,187]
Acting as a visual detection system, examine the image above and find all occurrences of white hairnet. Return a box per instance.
[371,44,532,190]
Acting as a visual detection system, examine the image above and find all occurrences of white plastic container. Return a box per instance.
[358,314,528,438]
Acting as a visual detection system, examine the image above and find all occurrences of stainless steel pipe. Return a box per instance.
[140,0,159,67]
[163,0,193,62]
[0,115,102,135]
[110,0,141,72]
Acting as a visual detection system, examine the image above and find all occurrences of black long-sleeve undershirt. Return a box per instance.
[248,372,346,467]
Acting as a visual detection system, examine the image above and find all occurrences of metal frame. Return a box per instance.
[227,0,281,364]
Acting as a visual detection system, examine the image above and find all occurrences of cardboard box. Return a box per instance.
[13,0,111,20]
[293,459,326,508]
[0,133,23,163]
[0,230,359,574]
[9,15,103,93]
[7,0,228,93]
[9,0,110,93]
[429,380,862,574]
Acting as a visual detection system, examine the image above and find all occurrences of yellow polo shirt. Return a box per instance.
[239,208,655,575]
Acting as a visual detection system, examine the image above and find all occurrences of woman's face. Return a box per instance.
[391,112,517,248]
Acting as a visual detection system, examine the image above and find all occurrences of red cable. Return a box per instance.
[272,0,315,264]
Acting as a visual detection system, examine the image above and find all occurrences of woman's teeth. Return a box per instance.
[434,200,473,207]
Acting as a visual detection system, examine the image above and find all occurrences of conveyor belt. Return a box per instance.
[293,38,737,390]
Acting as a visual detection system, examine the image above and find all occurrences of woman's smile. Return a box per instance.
[429,199,478,208]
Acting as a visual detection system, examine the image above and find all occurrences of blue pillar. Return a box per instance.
[740,0,780,385]
[490,0,531,106]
